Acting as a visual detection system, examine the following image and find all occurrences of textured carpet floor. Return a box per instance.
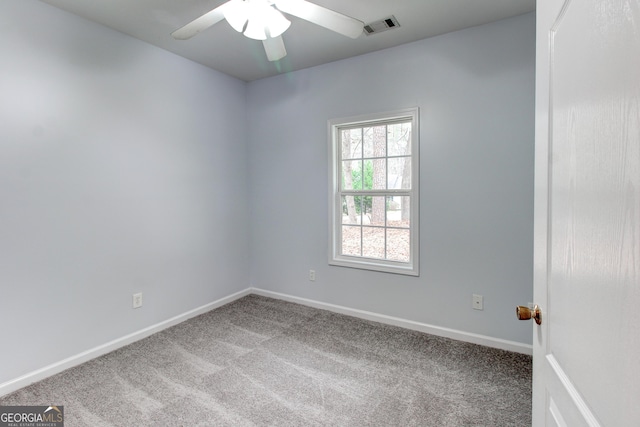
[1,295,532,426]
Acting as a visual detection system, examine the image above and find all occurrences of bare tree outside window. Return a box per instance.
[341,129,359,225]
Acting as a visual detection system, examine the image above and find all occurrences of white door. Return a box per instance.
[532,0,640,425]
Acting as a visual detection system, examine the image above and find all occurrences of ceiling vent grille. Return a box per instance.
[363,16,400,35]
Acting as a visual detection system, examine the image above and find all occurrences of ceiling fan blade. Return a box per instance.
[263,36,287,61]
[171,1,234,40]
[274,0,364,39]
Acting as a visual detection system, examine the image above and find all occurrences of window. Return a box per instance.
[328,108,419,276]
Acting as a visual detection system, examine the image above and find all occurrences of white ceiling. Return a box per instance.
[39,0,535,82]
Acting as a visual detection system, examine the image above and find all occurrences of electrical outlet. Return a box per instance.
[472,294,483,310]
[132,292,143,309]
[309,269,316,281]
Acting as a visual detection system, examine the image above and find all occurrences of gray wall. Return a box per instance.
[247,13,535,344]
[0,1,249,385]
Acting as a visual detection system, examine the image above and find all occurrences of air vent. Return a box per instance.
[363,16,400,35]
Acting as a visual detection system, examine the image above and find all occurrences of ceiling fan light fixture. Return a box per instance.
[265,7,290,38]
[223,0,250,32]
[241,0,290,40]
[242,0,269,40]
[243,18,268,40]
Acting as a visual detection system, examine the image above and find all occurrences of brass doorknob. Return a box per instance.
[516,304,542,325]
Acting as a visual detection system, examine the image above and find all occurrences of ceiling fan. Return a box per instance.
[171,0,364,62]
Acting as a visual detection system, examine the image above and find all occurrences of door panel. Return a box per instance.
[534,0,640,425]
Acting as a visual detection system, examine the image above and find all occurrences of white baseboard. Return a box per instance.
[250,287,533,356]
[0,288,252,398]
[1,286,532,398]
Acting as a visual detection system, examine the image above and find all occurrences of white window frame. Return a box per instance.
[328,107,419,276]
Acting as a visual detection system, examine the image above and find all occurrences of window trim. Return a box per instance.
[328,107,420,276]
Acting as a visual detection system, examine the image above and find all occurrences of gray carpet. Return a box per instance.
[0,295,532,426]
